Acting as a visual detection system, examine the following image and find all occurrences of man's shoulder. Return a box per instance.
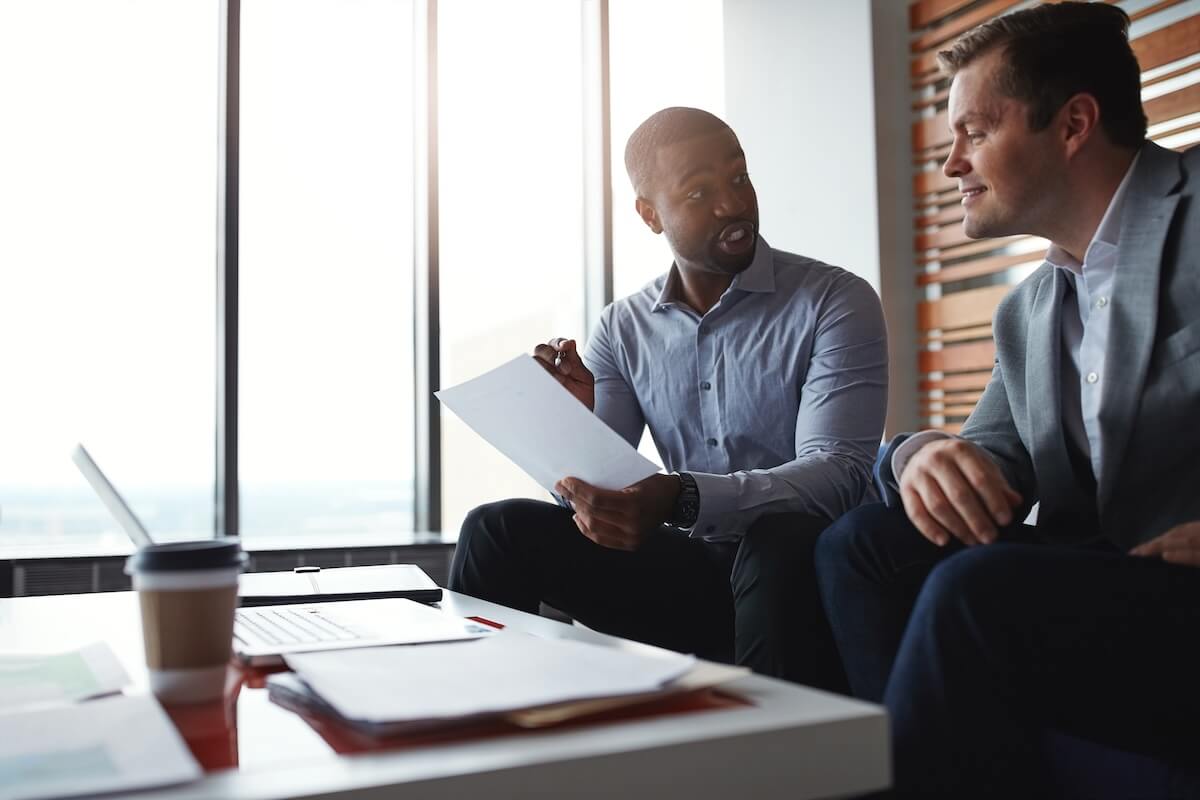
[992,261,1056,329]
[769,247,874,299]
[606,273,668,319]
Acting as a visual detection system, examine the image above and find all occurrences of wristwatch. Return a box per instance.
[667,472,701,530]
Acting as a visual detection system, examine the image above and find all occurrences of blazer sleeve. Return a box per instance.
[959,356,1038,520]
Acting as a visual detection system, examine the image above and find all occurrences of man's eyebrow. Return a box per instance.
[675,148,747,188]
[950,111,991,130]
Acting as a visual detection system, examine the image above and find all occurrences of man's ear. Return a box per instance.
[1059,92,1101,158]
[635,196,663,234]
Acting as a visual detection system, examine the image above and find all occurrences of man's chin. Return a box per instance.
[708,243,757,274]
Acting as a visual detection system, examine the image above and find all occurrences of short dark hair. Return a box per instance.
[623,107,731,197]
[937,1,1146,149]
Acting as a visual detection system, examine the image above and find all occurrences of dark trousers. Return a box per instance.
[815,502,1200,799]
[449,499,847,690]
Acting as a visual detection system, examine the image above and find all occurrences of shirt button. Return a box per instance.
[1096,296,1108,308]
[700,381,712,391]
[706,438,718,447]
[1086,372,1099,384]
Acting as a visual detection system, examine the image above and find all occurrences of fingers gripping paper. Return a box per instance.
[435,355,660,492]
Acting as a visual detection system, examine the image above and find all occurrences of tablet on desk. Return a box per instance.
[238,564,442,606]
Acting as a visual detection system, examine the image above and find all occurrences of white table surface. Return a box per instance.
[0,590,890,800]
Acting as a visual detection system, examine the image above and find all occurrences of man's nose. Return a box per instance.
[943,143,969,179]
[714,187,747,217]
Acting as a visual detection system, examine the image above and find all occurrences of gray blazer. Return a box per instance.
[963,142,1199,550]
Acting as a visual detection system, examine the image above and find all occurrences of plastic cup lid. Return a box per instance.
[125,539,247,573]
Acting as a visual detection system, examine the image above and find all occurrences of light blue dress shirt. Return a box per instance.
[1047,153,1139,480]
[581,236,889,541]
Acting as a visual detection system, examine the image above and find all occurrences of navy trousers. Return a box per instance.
[449,499,847,690]
[816,502,1200,799]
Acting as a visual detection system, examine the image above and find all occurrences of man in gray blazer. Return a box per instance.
[815,4,1200,798]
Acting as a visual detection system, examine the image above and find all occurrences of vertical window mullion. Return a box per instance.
[216,0,241,538]
[413,0,441,534]
[581,0,613,335]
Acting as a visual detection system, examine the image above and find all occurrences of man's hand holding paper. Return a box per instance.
[434,353,661,504]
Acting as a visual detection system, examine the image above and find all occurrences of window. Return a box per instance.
[0,0,732,563]
[239,0,416,540]
[437,0,588,536]
[609,0,726,300]
[0,0,220,552]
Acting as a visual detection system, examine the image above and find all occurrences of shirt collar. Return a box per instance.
[1045,152,1140,275]
[653,235,775,311]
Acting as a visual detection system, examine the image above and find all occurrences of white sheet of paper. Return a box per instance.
[285,633,696,723]
[0,642,129,712]
[435,355,660,492]
[0,693,202,800]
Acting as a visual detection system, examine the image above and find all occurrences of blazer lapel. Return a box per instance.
[1025,268,1080,506]
[1097,144,1184,507]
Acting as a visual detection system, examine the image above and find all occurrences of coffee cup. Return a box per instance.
[125,540,246,704]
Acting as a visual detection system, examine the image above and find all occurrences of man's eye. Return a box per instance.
[967,131,986,144]
[733,172,750,185]
[686,189,704,200]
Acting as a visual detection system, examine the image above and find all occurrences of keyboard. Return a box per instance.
[235,607,364,647]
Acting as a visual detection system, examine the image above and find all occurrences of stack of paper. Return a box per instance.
[0,643,202,800]
[272,633,746,736]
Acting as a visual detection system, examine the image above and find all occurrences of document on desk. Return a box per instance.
[0,693,202,800]
[285,633,696,724]
[435,355,661,492]
[0,642,129,712]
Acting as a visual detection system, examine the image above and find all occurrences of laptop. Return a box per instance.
[72,444,488,666]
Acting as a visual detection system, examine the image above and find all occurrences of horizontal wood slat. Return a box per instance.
[923,323,993,344]
[1132,12,1200,73]
[916,222,973,252]
[918,234,1032,266]
[920,370,993,392]
[910,0,1020,53]
[911,49,941,79]
[1156,118,1200,142]
[913,109,951,151]
[919,340,996,373]
[914,168,956,197]
[1145,80,1200,126]
[909,0,976,30]
[1129,0,1188,22]
[916,204,965,228]
[913,87,950,111]
[918,284,1010,331]
[918,249,1045,286]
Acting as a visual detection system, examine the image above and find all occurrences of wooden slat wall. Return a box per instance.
[910,0,1200,432]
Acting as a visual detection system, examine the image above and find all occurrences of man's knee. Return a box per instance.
[814,502,912,580]
[913,544,1032,631]
[449,499,534,593]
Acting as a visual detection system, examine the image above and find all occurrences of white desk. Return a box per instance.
[0,590,889,799]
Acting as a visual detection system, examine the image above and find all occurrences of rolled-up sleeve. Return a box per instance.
[687,275,889,539]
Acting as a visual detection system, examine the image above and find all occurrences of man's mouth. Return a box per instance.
[960,185,987,206]
[716,221,756,255]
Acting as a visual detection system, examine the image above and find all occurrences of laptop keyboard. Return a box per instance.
[235,607,364,647]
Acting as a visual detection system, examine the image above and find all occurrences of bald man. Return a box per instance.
[450,107,887,689]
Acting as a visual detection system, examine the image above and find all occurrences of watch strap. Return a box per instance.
[668,472,700,529]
